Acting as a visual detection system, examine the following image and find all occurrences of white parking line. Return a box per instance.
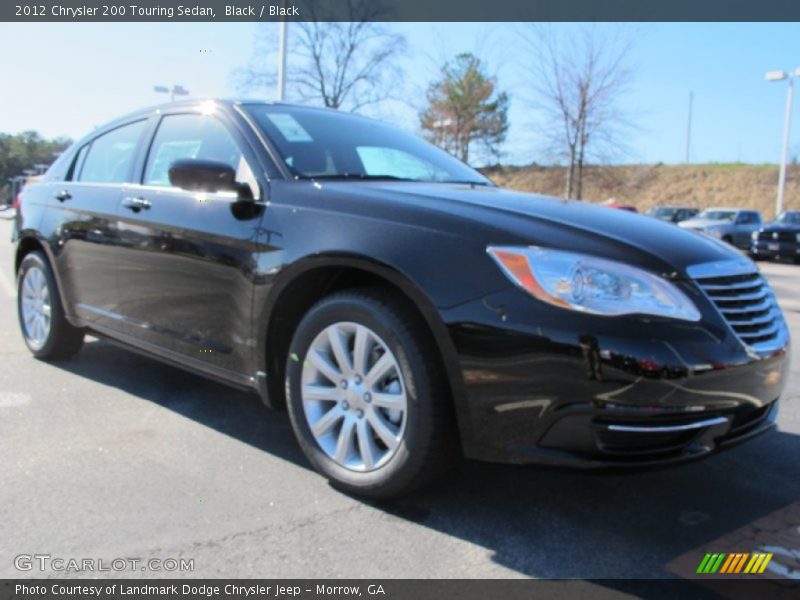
[0,268,15,297]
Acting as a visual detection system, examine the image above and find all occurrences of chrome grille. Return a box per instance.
[757,230,797,242]
[693,271,781,348]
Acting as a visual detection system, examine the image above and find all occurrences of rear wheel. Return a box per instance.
[285,289,455,499]
[17,251,84,359]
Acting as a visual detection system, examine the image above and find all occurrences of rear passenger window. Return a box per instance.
[144,113,257,197]
[78,121,146,184]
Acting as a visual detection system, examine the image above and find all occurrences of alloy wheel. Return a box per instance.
[301,322,408,472]
[20,266,51,350]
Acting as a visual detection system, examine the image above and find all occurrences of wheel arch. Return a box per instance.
[14,234,77,326]
[257,254,468,434]
[14,234,47,275]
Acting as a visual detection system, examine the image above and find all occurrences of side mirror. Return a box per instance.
[168,159,251,199]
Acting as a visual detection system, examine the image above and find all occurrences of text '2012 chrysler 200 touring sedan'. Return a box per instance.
[13,100,790,498]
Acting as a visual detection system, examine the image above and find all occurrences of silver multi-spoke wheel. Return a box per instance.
[301,321,407,472]
[20,266,52,350]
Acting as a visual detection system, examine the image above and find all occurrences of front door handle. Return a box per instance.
[55,190,71,202]
[122,196,151,212]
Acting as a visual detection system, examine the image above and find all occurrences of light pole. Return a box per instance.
[276,3,288,102]
[684,91,693,163]
[154,84,190,102]
[765,68,800,216]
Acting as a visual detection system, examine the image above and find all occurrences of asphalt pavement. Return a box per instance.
[1,217,799,582]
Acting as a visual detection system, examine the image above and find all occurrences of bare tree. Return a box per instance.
[233,0,406,112]
[419,53,509,164]
[520,25,635,199]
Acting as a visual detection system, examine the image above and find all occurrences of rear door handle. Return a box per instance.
[122,196,151,212]
[55,190,71,202]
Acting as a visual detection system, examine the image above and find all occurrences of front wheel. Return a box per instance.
[285,289,456,499]
[17,251,84,359]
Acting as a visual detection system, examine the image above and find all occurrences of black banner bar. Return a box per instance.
[3,579,799,600]
[3,0,800,22]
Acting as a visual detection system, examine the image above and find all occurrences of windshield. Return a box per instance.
[775,212,800,225]
[698,210,736,221]
[244,104,490,185]
[648,207,675,218]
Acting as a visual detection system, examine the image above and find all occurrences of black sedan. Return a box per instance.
[751,211,800,263]
[12,100,790,498]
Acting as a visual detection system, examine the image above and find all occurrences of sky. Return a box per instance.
[0,21,798,166]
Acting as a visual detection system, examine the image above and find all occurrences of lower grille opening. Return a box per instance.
[595,428,699,455]
[730,404,771,433]
[593,414,730,456]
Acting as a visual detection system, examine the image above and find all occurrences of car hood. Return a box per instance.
[320,181,743,278]
[678,218,731,229]
[760,222,800,233]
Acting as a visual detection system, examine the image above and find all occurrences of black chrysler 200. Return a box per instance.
[13,100,790,498]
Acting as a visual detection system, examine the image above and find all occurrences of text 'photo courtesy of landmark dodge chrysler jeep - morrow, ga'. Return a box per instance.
[13,100,790,498]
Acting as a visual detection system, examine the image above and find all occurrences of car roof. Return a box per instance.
[79,98,371,149]
[104,98,346,127]
[702,207,756,212]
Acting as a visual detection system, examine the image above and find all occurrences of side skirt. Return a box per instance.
[86,322,262,398]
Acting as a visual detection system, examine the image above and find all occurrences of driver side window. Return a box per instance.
[737,212,759,225]
[144,113,259,198]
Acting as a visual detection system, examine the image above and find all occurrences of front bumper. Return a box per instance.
[751,239,800,260]
[440,287,790,467]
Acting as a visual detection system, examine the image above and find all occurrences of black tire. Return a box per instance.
[17,251,84,359]
[285,288,456,499]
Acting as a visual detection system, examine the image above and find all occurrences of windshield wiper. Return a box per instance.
[299,174,416,182]
[298,174,493,186]
[444,180,493,186]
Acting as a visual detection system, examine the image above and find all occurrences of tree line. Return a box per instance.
[0,132,71,203]
[1,15,632,204]
[234,3,633,200]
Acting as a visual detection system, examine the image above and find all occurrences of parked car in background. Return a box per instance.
[679,208,763,249]
[12,99,790,498]
[602,198,638,212]
[750,211,800,263]
[646,206,699,224]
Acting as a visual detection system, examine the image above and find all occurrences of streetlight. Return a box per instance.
[153,84,190,102]
[765,68,800,216]
[276,0,288,102]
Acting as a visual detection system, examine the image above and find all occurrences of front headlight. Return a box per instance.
[708,229,724,238]
[487,246,701,321]
[752,230,760,240]
[796,233,800,243]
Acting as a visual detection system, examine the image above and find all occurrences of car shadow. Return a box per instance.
[49,337,310,470]
[49,337,800,581]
